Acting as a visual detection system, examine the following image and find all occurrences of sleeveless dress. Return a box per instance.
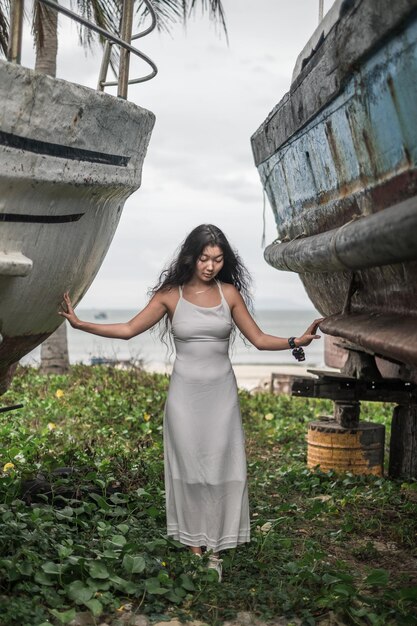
[164,281,250,552]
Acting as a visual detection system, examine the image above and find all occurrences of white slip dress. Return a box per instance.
[163,281,250,552]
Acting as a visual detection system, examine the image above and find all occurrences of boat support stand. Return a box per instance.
[292,367,417,480]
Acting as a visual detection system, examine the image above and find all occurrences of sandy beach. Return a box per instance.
[144,361,315,391]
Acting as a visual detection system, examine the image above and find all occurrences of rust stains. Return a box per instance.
[307,420,385,475]
[320,312,417,371]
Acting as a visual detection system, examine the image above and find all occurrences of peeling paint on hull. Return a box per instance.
[251,0,417,376]
[0,60,155,393]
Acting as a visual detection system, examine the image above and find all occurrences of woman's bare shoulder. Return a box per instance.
[154,285,180,305]
[220,282,240,296]
[220,282,241,304]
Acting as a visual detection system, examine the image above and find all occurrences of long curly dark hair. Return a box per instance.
[149,224,253,351]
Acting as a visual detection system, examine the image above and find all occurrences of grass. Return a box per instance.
[0,365,416,626]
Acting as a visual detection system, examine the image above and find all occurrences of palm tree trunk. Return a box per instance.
[40,322,69,374]
[34,0,58,77]
[34,1,67,373]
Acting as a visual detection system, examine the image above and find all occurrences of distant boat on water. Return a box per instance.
[94,312,108,320]
[0,1,156,393]
[252,0,417,383]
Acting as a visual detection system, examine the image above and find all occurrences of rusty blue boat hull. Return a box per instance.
[252,0,417,379]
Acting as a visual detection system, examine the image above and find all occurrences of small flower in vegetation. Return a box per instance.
[143,413,151,422]
[161,561,167,566]
[3,462,15,472]
[264,413,274,421]
[55,389,64,399]
[47,422,56,431]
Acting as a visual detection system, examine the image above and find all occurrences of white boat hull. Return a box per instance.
[0,60,155,392]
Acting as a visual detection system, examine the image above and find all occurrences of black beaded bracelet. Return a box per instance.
[288,336,305,362]
[288,336,297,349]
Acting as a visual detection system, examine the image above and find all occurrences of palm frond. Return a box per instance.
[1,0,227,66]
[0,0,10,57]
[32,0,56,51]
[135,0,184,34]
[189,0,227,40]
[68,0,121,76]
[136,0,227,37]
[70,0,121,48]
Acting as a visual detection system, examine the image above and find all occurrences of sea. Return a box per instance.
[21,309,324,369]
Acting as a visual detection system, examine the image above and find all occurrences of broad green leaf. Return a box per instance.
[146,506,160,518]
[88,561,110,579]
[109,534,126,547]
[109,574,127,586]
[118,579,138,594]
[66,580,94,604]
[179,574,195,591]
[41,561,61,575]
[399,586,417,600]
[35,571,55,586]
[145,577,170,594]
[365,569,389,586]
[17,561,33,576]
[84,598,103,616]
[174,586,187,598]
[333,583,355,597]
[116,523,129,534]
[110,493,128,504]
[102,549,119,559]
[68,555,82,565]
[48,608,77,624]
[166,589,182,603]
[157,571,170,585]
[283,561,298,574]
[322,573,342,585]
[57,545,73,558]
[89,493,110,510]
[122,554,146,574]
[55,506,74,519]
[86,577,111,591]
[332,571,354,583]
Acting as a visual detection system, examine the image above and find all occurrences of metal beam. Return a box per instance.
[292,371,417,404]
[38,0,157,88]
[118,0,134,99]
[264,197,417,273]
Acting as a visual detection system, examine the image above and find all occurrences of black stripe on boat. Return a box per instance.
[0,130,130,167]
[0,213,84,224]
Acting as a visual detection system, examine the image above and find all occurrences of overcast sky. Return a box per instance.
[22,0,334,310]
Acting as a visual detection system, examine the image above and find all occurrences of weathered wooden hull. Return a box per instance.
[0,60,155,392]
[252,0,417,379]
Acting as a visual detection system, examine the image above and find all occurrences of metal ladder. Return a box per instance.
[7,0,158,99]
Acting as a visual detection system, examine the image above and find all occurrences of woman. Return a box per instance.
[59,224,323,581]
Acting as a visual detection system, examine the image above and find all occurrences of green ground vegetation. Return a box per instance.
[0,365,416,626]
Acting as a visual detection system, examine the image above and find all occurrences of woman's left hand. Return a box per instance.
[296,318,325,347]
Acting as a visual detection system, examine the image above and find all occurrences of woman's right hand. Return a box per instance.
[296,318,325,347]
[58,292,80,328]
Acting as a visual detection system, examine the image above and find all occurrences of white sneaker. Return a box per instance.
[207,555,223,582]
